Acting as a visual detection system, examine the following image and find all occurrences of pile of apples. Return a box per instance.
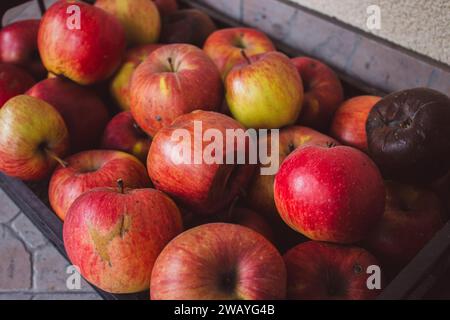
[0,0,449,300]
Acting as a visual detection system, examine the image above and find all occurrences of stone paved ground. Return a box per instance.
[0,188,101,300]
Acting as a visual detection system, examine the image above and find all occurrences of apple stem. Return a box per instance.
[46,149,67,168]
[117,179,125,194]
[167,57,175,72]
[327,141,337,148]
[240,50,251,65]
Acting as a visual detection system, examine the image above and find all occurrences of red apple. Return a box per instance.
[111,44,163,111]
[284,241,381,300]
[204,27,276,78]
[366,181,445,275]
[38,1,126,85]
[432,171,450,215]
[228,207,274,243]
[274,145,385,244]
[64,180,183,293]
[150,223,286,300]
[95,0,161,45]
[292,57,344,130]
[226,52,303,129]
[330,96,381,152]
[130,44,223,136]
[0,63,35,107]
[160,9,217,47]
[247,126,339,220]
[153,0,178,16]
[49,150,151,220]
[27,77,110,153]
[147,111,254,216]
[0,95,69,181]
[0,20,45,79]
[101,111,151,163]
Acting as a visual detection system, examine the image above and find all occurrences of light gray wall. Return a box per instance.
[290,0,449,65]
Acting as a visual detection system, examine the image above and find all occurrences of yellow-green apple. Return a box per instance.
[226,52,303,129]
[95,0,161,45]
[111,44,163,111]
[150,223,286,300]
[63,180,183,293]
[330,96,381,152]
[38,0,126,85]
[248,126,339,220]
[101,111,151,163]
[49,150,150,220]
[147,111,254,215]
[130,44,223,136]
[366,88,450,183]
[0,20,46,79]
[366,181,445,276]
[0,95,69,181]
[204,27,276,78]
[0,63,35,107]
[27,78,110,153]
[160,9,216,47]
[292,57,344,130]
[153,0,178,16]
[284,241,381,300]
[274,145,385,244]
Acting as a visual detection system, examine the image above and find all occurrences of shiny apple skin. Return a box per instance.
[101,111,151,163]
[0,20,45,79]
[27,77,110,153]
[38,1,126,85]
[274,145,385,244]
[226,52,303,129]
[64,185,183,294]
[0,95,69,181]
[0,63,35,107]
[330,96,381,152]
[147,111,254,216]
[284,241,381,300]
[292,57,344,130]
[49,150,151,220]
[150,223,286,300]
[130,44,223,136]
[204,27,276,78]
[248,126,339,220]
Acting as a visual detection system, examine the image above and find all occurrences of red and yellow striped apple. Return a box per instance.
[38,1,126,85]
[95,0,161,45]
[49,150,150,220]
[150,223,286,300]
[64,181,183,293]
[226,51,303,129]
[130,44,223,136]
[0,95,69,181]
[204,27,276,78]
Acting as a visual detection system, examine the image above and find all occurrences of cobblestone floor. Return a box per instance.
[0,188,100,300]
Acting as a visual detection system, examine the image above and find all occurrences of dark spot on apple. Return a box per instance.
[326,141,337,148]
[219,270,237,293]
[366,87,450,183]
[353,264,363,274]
[155,115,162,122]
[288,142,296,154]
